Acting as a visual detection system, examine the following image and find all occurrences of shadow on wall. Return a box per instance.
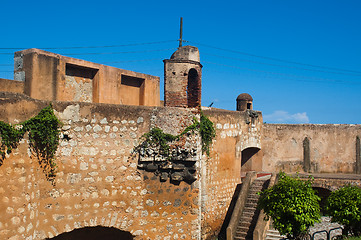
[218,183,243,240]
[46,226,134,240]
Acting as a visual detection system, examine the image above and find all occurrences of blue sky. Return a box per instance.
[1,0,360,124]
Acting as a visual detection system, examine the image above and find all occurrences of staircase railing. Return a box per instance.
[226,171,257,240]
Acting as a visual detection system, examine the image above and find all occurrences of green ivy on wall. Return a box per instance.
[0,104,62,184]
[136,110,216,160]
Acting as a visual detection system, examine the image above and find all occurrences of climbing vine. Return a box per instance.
[0,104,62,184]
[0,122,25,164]
[135,110,216,160]
[199,112,216,155]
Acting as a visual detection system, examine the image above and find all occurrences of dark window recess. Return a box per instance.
[247,103,252,109]
[65,64,98,79]
[187,68,200,108]
[121,75,144,87]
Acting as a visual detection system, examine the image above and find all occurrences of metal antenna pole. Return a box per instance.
[179,17,183,48]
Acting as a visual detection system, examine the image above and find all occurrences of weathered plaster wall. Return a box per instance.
[200,109,263,239]
[14,49,160,107]
[0,93,200,240]
[262,124,361,174]
[0,78,24,93]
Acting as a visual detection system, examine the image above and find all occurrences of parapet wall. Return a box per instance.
[0,78,24,93]
[262,124,361,174]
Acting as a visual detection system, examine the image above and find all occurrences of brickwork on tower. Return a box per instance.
[164,46,202,108]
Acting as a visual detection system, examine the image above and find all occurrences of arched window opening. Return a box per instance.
[46,226,134,240]
[187,68,200,108]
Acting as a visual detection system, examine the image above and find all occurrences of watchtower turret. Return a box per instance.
[163,46,202,108]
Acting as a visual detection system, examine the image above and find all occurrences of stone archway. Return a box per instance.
[241,147,261,175]
[46,226,133,240]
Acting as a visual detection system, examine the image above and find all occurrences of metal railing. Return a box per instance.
[311,227,343,240]
[280,227,343,240]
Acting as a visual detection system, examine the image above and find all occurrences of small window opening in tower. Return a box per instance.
[187,68,199,108]
[247,103,251,109]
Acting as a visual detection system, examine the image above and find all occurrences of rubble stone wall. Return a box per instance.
[263,124,361,174]
[0,94,199,240]
[0,93,263,240]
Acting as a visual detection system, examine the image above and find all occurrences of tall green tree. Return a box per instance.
[258,172,321,240]
[326,185,361,237]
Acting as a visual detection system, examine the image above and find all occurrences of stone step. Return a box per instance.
[242,211,255,218]
[246,197,259,203]
[234,237,245,240]
[247,194,260,200]
[266,236,284,240]
[249,189,262,194]
[244,202,257,208]
[236,226,250,233]
[243,206,257,212]
[266,229,285,240]
[238,221,251,228]
[235,231,247,238]
[250,186,264,191]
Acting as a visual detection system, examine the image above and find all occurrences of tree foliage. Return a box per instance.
[258,172,321,239]
[325,185,361,237]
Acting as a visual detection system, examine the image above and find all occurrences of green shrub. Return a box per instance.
[258,172,321,240]
[326,185,361,237]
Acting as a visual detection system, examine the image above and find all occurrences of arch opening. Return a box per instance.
[187,68,200,108]
[46,226,134,240]
[241,147,261,176]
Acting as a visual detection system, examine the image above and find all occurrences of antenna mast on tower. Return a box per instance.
[178,17,183,48]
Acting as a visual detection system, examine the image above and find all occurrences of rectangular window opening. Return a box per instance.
[121,75,144,87]
[66,63,98,79]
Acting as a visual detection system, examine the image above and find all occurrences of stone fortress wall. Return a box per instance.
[262,124,361,174]
[0,92,262,240]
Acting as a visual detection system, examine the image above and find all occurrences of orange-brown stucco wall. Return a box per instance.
[14,48,160,107]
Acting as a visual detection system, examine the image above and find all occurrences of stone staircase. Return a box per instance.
[265,228,285,240]
[234,178,269,240]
